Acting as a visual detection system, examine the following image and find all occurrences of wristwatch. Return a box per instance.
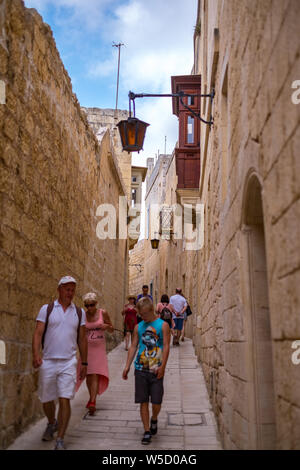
[82,362,88,366]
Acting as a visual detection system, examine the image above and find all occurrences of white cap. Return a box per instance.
[83,292,97,303]
[58,276,77,286]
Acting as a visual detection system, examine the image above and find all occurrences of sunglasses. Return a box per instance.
[85,303,96,308]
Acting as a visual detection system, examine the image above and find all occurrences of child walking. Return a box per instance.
[122,297,170,445]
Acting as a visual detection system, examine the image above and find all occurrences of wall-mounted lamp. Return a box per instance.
[117,116,149,153]
[150,232,178,250]
[150,238,160,250]
[117,89,215,153]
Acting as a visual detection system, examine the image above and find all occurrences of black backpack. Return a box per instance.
[41,302,82,348]
[160,306,172,321]
[186,304,192,316]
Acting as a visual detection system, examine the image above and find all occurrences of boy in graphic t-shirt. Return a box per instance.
[122,297,170,445]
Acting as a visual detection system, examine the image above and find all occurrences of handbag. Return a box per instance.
[186,304,192,316]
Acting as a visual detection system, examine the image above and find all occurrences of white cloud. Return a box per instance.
[88,56,116,78]
[25,0,114,31]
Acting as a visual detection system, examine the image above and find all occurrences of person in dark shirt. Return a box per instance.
[136,285,153,323]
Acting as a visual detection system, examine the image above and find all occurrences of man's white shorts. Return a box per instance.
[38,356,77,403]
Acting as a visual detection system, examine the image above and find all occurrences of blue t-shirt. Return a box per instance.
[134,318,164,373]
[137,294,153,302]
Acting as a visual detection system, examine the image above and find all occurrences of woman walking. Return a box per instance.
[156,294,175,338]
[122,295,138,351]
[76,292,114,415]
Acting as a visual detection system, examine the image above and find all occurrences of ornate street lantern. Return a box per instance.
[117,117,149,153]
[117,89,214,153]
[150,238,160,250]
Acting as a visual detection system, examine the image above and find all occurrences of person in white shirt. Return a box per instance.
[169,288,187,346]
[32,276,87,450]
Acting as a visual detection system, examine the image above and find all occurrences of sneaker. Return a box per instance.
[42,419,58,441]
[54,438,66,450]
[150,418,158,435]
[141,431,152,445]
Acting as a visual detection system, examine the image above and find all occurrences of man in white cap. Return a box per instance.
[32,276,88,450]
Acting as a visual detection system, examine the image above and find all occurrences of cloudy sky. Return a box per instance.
[24,0,197,166]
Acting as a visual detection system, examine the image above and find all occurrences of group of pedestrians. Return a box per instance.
[32,276,114,450]
[32,278,191,449]
[122,285,190,349]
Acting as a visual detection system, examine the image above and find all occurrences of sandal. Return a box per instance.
[88,401,96,415]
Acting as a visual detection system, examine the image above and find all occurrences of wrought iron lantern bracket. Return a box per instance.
[128,89,215,126]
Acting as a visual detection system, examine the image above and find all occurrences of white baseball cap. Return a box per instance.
[58,276,77,286]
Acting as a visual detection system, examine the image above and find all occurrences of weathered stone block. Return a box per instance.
[0,313,18,340]
[224,342,248,381]
[231,410,250,450]
[223,306,245,342]
[276,396,292,450]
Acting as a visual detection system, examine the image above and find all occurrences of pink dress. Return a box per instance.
[76,309,109,396]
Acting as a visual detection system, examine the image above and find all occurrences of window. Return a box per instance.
[159,206,174,238]
[132,176,137,182]
[187,115,195,144]
[187,96,195,106]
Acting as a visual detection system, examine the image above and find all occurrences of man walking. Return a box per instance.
[169,288,187,346]
[136,285,153,323]
[32,276,88,450]
[122,297,170,445]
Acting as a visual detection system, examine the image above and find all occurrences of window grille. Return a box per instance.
[159,206,174,239]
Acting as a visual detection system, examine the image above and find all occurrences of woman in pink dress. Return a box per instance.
[121,295,138,351]
[76,292,114,415]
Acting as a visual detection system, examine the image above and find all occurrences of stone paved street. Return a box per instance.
[8,339,222,450]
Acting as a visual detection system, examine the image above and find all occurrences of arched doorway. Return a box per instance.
[242,174,276,449]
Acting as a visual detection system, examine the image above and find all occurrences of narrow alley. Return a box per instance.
[1,0,300,452]
[8,339,222,451]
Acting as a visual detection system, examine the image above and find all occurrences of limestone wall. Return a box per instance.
[0,0,127,448]
[128,239,145,298]
[81,107,132,202]
[193,0,300,450]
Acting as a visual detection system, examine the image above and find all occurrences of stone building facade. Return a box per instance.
[191,0,300,450]
[128,239,145,298]
[0,0,132,448]
[81,107,132,202]
[135,0,300,450]
[139,154,197,339]
[81,108,146,250]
